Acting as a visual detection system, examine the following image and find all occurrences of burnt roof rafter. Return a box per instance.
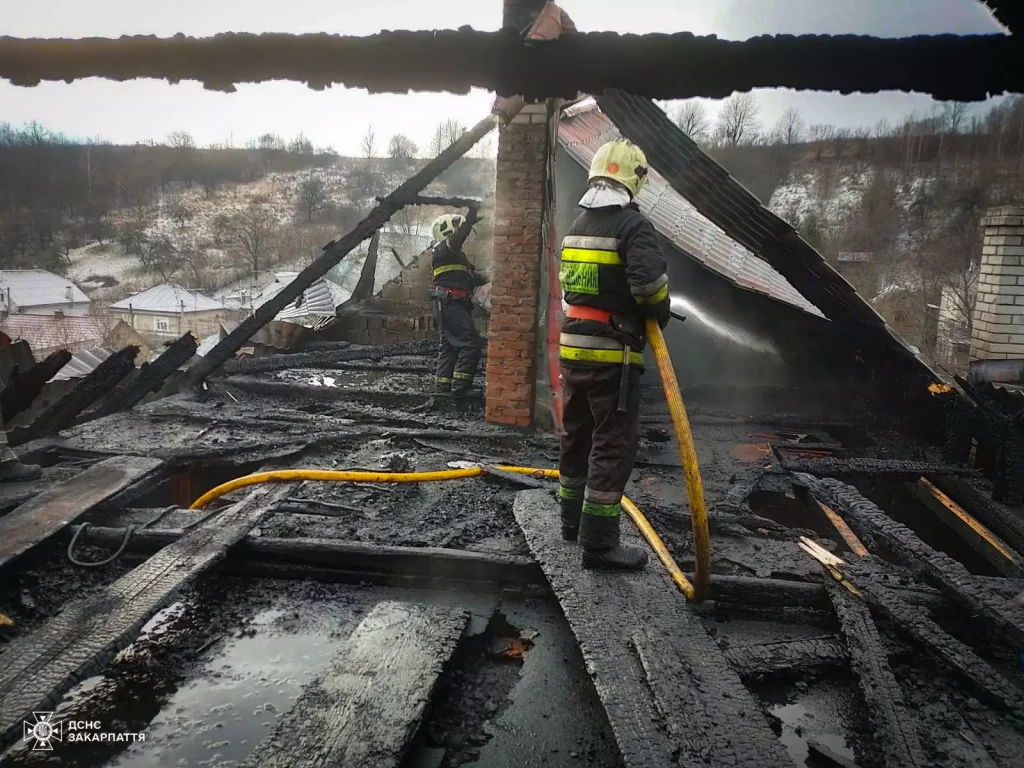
[0,29,1021,101]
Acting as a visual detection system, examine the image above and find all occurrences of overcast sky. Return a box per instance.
[0,0,1008,154]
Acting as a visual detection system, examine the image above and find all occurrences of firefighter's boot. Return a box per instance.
[0,459,41,482]
[559,498,582,541]
[579,508,647,571]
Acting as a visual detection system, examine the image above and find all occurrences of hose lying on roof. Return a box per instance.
[189,464,701,601]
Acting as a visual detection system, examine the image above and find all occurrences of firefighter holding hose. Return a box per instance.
[558,139,671,571]
[429,210,488,397]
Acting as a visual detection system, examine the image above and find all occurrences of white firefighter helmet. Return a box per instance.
[587,139,650,198]
[431,213,465,244]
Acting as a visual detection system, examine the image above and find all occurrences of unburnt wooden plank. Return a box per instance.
[240,601,467,768]
[0,455,164,569]
[514,490,793,768]
[0,484,291,749]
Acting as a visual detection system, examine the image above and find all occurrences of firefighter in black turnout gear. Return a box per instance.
[430,210,487,396]
[558,139,671,571]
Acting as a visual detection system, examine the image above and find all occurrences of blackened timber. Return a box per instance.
[87,332,198,418]
[782,457,976,478]
[1,31,1023,102]
[0,484,291,750]
[239,601,467,768]
[221,339,433,375]
[0,349,71,420]
[347,230,380,305]
[825,580,927,767]
[8,345,139,446]
[800,474,1024,648]
[77,527,544,586]
[0,455,163,570]
[932,475,1024,557]
[840,559,1024,714]
[724,634,848,678]
[184,115,496,385]
[514,490,793,768]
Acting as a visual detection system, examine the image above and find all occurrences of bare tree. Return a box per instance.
[233,203,276,273]
[289,132,314,154]
[388,134,418,166]
[775,107,805,145]
[873,118,892,139]
[673,101,710,143]
[169,198,193,227]
[178,240,209,285]
[297,176,328,223]
[210,213,233,248]
[139,235,183,281]
[807,123,836,160]
[715,92,760,146]
[430,119,466,156]
[361,125,377,166]
[942,101,969,135]
[117,216,150,256]
[167,131,196,149]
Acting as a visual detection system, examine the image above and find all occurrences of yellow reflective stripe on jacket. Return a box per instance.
[560,248,623,266]
[634,283,669,305]
[433,263,470,277]
[560,345,644,366]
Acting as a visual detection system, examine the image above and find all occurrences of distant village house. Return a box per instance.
[0,269,91,317]
[110,283,229,344]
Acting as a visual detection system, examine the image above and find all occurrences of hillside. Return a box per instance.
[0,123,495,316]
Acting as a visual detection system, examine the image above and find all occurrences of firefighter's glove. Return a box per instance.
[654,300,671,330]
[465,207,484,227]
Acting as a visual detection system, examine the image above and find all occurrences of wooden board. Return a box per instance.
[240,601,467,768]
[0,484,291,749]
[514,490,793,768]
[0,455,164,569]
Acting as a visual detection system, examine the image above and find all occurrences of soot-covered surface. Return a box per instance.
[4,344,1023,768]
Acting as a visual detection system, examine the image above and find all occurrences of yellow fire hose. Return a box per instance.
[190,466,697,600]
[646,318,711,601]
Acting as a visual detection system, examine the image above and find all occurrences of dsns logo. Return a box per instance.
[23,712,62,751]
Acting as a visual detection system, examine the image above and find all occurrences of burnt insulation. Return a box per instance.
[0,30,1021,100]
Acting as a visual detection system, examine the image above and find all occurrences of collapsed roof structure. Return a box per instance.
[1,2,1023,767]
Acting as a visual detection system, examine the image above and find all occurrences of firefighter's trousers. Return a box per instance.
[558,362,642,520]
[435,297,482,394]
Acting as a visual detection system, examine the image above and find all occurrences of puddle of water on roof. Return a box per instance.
[108,607,343,768]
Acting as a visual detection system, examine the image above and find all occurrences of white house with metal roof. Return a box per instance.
[0,270,91,317]
[109,283,230,342]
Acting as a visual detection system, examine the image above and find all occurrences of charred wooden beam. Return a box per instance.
[8,346,138,447]
[825,580,928,767]
[85,332,198,420]
[839,558,1024,714]
[220,339,433,375]
[0,31,1021,101]
[782,458,976,478]
[184,115,497,385]
[799,473,1024,648]
[0,484,291,750]
[239,602,467,768]
[0,349,71,421]
[931,475,1024,558]
[376,194,483,209]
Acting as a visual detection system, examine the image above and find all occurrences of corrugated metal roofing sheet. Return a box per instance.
[0,270,90,309]
[49,347,115,381]
[109,283,224,313]
[558,107,823,317]
[253,273,347,325]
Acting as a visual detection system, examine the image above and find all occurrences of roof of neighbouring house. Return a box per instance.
[254,272,348,325]
[0,270,90,309]
[557,104,823,318]
[109,283,225,313]
[0,314,114,354]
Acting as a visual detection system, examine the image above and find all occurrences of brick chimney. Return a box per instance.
[485,0,551,427]
[971,206,1024,361]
